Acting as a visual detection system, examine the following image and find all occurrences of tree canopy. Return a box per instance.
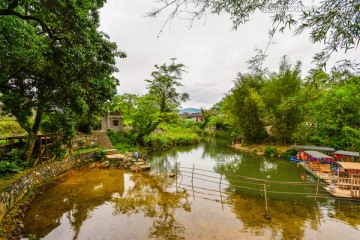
[0,0,123,160]
[214,55,360,151]
[145,59,189,113]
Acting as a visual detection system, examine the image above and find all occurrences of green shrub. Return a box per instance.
[0,118,26,137]
[96,148,106,160]
[252,148,258,155]
[285,148,297,157]
[107,130,136,153]
[0,161,23,174]
[264,146,278,157]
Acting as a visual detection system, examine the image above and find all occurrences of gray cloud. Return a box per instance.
[100,0,359,109]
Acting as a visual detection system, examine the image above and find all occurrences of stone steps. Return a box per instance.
[105,149,120,155]
[106,154,126,161]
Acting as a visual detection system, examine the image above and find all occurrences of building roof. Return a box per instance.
[338,162,360,170]
[291,145,335,152]
[304,150,334,159]
[334,150,360,157]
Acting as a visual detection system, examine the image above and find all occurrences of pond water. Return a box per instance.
[22,139,360,239]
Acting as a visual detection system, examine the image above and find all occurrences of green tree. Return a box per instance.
[200,107,212,129]
[146,59,190,113]
[131,95,163,144]
[261,56,302,145]
[293,73,360,151]
[150,0,360,66]
[0,1,122,161]
[223,73,267,144]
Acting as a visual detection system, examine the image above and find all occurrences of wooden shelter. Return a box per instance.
[334,150,360,162]
[335,162,360,198]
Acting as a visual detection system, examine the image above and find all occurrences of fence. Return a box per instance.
[171,164,360,218]
[0,133,98,166]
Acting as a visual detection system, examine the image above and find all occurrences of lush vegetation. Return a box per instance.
[0,0,123,161]
[143,122,201,151]
[0,117,26,138]
[107,59,199,152]
[207,56,360,152]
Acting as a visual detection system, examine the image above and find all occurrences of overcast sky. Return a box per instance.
[99,0,359,109]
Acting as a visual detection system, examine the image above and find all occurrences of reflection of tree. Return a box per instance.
[112,172,191,240]
[202,138,241,165]
[227,192,320,239]
[329,202,360,227]
[150,147,180,172]
[23,169,125,239]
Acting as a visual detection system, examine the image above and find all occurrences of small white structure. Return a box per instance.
[101,111,123,132]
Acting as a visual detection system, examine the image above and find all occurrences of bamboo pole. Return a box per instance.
[175,159,178,192]
[220,165,224,210]
[264,182,270,219]
[192,163,195,200]
[315,175,319,201]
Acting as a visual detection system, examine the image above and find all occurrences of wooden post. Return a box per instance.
[264,183,270,219]
[315,175,319,201]
[175,159,178,192]
[219,165,223,190]
[220,165,224,210]
[39,136,43,165]
[350,175,354,197]
[192,163,195,199]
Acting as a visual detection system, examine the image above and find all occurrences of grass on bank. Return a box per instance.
[0,117,26,138]
[143,122,201,150]
[107,121,202,152]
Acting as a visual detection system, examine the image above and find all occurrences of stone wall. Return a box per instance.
[0,151,97,221]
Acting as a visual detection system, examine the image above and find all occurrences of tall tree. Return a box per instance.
[0,1,123,161]
[145,59,190,113]
[223,73,267,144]
[261,56,302,145]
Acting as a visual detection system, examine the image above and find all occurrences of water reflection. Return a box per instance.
[112,173,190,239]
[23,169,125,239]
[22,139,360,239]
[23,169,190,240]
[227,192,320,240]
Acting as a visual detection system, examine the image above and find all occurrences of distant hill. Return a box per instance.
[179,108,201,114]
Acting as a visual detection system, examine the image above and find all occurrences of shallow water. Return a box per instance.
[22,139,360,239]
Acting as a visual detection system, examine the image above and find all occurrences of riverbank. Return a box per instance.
[232,143,294,157]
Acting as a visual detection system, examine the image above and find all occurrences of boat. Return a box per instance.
[298,150,335,181]
[289,145,335,163]
[290,155,303,163]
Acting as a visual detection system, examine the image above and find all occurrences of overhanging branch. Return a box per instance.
[0,9,55,40]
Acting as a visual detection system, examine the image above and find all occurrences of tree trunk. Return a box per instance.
[23,132,36,162]
[22,107,43,162]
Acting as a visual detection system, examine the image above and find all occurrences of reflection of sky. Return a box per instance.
[260,160,278,173]
[42,214,74,240]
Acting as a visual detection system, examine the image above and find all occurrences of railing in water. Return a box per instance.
[168,163,360,217]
